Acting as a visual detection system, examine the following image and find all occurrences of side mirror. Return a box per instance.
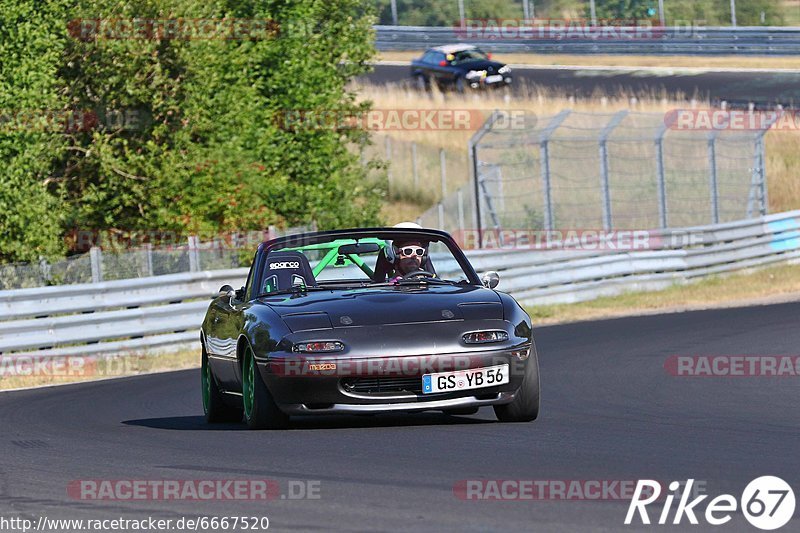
[234,286,245,301]
[481,271,500,289]
[218,284,234,298]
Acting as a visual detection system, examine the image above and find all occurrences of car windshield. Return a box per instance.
[257,234,472,295]
[450,49,488,64]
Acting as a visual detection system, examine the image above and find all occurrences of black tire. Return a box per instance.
[494,345,540,423]
[454,76,466,94]
[242,345,290,430]
[202,345,242,423]
[414,74,427,91]
[445,407,480,416]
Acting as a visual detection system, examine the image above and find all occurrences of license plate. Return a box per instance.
[422,364,509,394]
[485,75,504,83]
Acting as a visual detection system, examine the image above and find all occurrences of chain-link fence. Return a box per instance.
[375,0,798,27]
[419,109,775,243]
[362,134,471,206]
[0,226,314,290]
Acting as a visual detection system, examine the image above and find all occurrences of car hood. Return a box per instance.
[458,60,506,73]
[257,285,503,330]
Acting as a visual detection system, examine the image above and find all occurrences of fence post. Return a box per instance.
[38,257,51,285]
[439,148,447,198]
[144,243,154,277]
[385,136,392,194]
[758,136,768,215]
[457,188,465,233]
[707,135,720,224]
[468,111,502,248]
[411,142,419,191]
[90,246,103,283]
[437,202,445,229]
[598,110,629,231]
[539,110,571,231]
[655,122,669,228]
[188,236,199,272]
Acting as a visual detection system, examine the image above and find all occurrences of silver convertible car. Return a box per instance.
[200,227,540,429]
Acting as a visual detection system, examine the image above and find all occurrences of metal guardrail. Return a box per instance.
[374,25,800,55]
[0,211,798,358]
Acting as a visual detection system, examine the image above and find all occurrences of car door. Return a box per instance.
[207,263,253,390]
[428,51,453,85]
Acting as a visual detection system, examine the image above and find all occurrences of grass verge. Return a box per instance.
[0,348,199,391]
[526,261,800,325]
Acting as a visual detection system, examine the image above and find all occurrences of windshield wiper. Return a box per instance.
[256,286,332,298]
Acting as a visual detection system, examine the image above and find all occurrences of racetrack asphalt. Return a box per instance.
[0,301,798,532]
[364,64,800,106]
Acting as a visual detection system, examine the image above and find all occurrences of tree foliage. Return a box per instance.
[0,0,383,262]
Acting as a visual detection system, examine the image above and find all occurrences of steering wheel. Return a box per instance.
[402,269,436,280]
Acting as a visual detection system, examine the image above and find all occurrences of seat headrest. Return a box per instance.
[262,250,317,292]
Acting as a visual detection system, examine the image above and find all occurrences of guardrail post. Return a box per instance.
[90,246,103,283]
[655,122,669,228]
[539,110,571,231]
[439,148,447,198]
[437,202,444,229]
[598,111,629,231]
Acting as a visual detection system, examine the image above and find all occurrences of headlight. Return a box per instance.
[292,341,344,353]
[511,347,530,360]
[498,65,511,74]
[465,70,486,80]
[462,331,509,344]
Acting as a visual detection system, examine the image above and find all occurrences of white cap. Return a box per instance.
[393,221,423,229]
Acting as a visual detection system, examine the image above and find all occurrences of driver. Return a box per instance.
[388,239,429,283]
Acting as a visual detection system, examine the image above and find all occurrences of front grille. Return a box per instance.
[341,376,423,394]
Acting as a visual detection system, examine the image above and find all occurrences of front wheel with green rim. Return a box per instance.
[202,346,242,423]
[242,346,290,430]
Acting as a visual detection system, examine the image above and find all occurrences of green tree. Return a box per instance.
[1,0,384,262]
[0,0,71,262]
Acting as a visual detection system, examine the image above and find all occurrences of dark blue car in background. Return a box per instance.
[410,44,513,92]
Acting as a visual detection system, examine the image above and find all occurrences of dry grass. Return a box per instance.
[378,52,800,70]
[527,261,800,325]
[357,85,800,216]
[0,348,199,391]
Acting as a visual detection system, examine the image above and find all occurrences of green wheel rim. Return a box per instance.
[243,348,254,419]
[201,353,211,414]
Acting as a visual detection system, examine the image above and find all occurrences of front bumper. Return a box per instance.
[280,392,516,415]
[258,348,529,416]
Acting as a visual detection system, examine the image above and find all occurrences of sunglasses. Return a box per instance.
[398,246,426,257]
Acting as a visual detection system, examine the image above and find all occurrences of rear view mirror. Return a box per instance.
[338,243,380,255]
[481,271,500,289]
[218,284,234,298]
